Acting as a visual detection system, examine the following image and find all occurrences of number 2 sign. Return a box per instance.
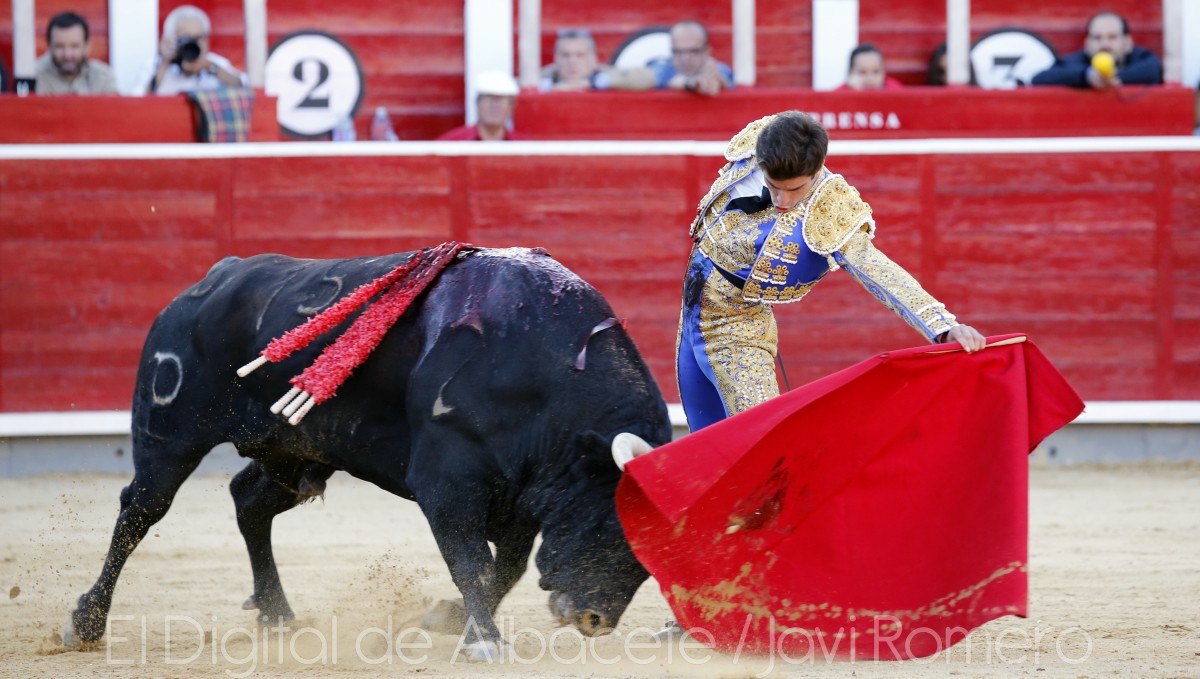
[265,31,365,138]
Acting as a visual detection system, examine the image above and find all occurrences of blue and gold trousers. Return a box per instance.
[675,248,780,431]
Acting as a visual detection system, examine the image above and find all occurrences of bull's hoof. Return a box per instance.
[420,598,468,635]
[456,639,506,663]
[64,603,106,648]
[242,594,295,624]
[63,616,102,650]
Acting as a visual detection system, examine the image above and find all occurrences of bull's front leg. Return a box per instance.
[418,524,537,643]
[418,496,508,661]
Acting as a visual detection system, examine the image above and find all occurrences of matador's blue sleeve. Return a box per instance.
[830,230,958,342]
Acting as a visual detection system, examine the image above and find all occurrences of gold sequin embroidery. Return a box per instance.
[700,208,775,279]
[691,163,756,239]
[802,175,874,255]
[837,230,957,338]
[697,269,780,416]
[724,114,778,161]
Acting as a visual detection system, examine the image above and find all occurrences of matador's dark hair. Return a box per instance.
[756,111,829,180]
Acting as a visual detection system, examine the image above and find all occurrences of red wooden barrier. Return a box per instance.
[2,87,1190,145]
[1,141,1197,413]
[0,94,281,143]
[514,87,1197,140]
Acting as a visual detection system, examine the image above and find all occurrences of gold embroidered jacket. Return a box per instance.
[689,115,958,342]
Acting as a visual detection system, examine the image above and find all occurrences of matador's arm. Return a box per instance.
[830,229,958,342]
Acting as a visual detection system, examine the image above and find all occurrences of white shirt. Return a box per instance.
[151,52,247,96]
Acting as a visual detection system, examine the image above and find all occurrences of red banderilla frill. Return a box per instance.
[236,241,471,424]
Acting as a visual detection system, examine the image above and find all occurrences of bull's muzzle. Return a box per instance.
[611,433,654,471]
[548,592,614,637]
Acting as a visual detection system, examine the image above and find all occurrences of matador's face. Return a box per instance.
[763,171,820,212]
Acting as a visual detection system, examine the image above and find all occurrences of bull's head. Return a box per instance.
[535,432,657,637]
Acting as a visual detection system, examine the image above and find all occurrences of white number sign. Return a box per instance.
[970,29,1058,89]
[265,31,364,138]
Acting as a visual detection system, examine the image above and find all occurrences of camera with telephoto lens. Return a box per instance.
[171,37,202,65]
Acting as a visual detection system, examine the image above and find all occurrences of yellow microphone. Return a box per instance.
[1091,51,1116,78]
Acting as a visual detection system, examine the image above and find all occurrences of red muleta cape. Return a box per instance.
[616,334,1083,660]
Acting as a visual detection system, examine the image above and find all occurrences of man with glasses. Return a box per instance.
[650,20,733,96]
[610,20,733,96]
[149,5,247,95]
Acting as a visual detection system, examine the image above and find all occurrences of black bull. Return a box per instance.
[66,246,672,658]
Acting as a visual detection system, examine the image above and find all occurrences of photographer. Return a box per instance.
[149,5,246,95]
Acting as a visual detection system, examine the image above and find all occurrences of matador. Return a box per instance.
[676,111,986,431]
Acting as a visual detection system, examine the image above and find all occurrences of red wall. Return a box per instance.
[1,145,1197,412]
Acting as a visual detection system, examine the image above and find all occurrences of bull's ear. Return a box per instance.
[611,433,654,471]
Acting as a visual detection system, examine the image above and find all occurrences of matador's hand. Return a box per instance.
[946,324,986,353]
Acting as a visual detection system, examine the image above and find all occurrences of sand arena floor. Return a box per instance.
[1,462,1197,678]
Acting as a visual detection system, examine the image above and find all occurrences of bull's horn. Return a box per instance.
[612,433,654,471]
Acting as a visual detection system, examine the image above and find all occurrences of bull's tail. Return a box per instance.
[237,241,473,424]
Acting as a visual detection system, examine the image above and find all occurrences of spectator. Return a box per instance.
[538,27,670,93]
[539,29,607,91]
[655,20,733,95]
[149,5,248,95]
[1031,11,1162,88]
[836,44,903,90]
[613,20,733,96]
[34,12,118,95]
[437,71,527,141]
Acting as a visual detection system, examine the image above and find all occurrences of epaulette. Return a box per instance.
[724,114,777,161]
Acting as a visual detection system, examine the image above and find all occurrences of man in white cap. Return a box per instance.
[437,71,526,141]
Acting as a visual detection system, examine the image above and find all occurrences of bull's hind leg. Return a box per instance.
[65,442,209,647]
[230,459,335,624]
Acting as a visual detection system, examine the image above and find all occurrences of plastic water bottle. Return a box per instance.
[331,115,356,142]
[369,107,399,141]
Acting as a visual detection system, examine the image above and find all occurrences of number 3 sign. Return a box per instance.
[265,31,365,138]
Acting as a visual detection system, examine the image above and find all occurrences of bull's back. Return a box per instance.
[409,249,668,443]
[133,247,666,459]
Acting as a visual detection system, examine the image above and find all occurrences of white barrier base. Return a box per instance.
[1,403,1197,476]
